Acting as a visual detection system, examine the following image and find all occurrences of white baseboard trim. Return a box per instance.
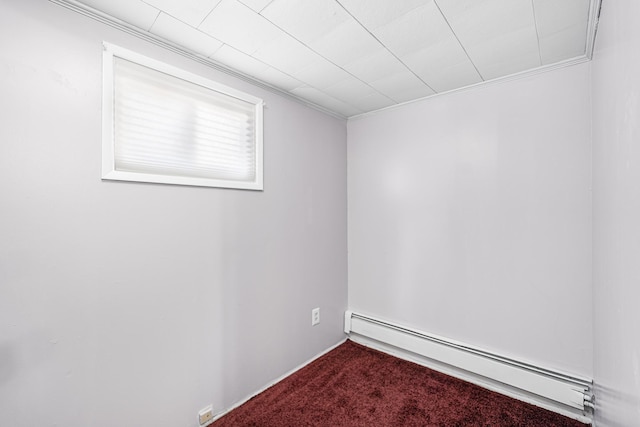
[211,338,347,422]
[345,310,593,424]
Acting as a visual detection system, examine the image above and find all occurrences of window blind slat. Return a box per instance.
[115,116,254,148]
[115,138,255,166]
[116,93,254,125]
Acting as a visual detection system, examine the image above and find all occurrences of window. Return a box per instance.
[102,43,263,190]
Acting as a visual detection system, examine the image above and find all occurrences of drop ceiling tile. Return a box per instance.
[237,0,274,13]
[150,13,223,57]
[533,0,590,35]
[538,30,587,65]
[251,66,303,91]
[484,51,540,78]
[338,0,429,30]
[210,44,270,77]
[402,41,482,92]
[534,0,590,64]
[436,0,539,80]
[373,2,459,58]
[260,0,349,45]
[436,0,530,29]
[80,0,160,30]
[323,77,377,104]
[199,0,283,54]
[309,19,382,67]
[350,92,396,112]
[253,35,319,76]
[462,27,540,79]
[369,71,435,103]
[291,85,362,117]
[142,0,221,26]
[343,49,408,83]
[332,104,365,117]
[371,1,482,92]
[292,59,351,90]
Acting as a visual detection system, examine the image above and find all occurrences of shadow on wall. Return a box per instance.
[593,382,640,426]
[0,341,13,384]
[0,330,54,385]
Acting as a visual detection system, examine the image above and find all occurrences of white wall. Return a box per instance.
[0,1,347,426]
[348,64,593,377]
[592,0,640,425]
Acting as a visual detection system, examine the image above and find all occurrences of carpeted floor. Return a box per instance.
[212,340,588,426]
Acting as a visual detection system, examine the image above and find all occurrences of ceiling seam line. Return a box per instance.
[257,0,276,14]
[530,0,543,66]
[196,0,222,28]
[139,2,221,38]
[432,0,485,81]
[148,8,161,31]
[155,10,223,39]
[334,0,437,94]
[254,6,396,109]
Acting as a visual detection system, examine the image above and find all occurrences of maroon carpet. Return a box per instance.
[212,340,587,426]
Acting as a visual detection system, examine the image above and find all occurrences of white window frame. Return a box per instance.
[102,43,264,190]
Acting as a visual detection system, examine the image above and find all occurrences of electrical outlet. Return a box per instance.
[198,405,213,426]
[312,307,320,326]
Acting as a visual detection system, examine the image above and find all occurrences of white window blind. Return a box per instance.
[102,44,263,190]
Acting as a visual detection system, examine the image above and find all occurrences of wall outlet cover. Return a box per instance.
[198,405,214,426]
[312,307,320,326]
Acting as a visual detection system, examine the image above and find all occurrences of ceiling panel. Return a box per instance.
[371,2,481,91]
[142,0,221,27]
[80,0,159,30]
[237,0,273,13]
[538,30,588,65]
[343,49,409,84]
[470,37,540,80]
[350,91,396,111]
[292,58,351,90]
[534,0,590,64]
[291,85,362,116]
[210,44,270,76]
[402,43,482,92]
[372,1,482,91]
[198,0,283,54]
[309,20,382,67]
[250,66,303,91]
[369,71,435,103]
[338,0,429,30]
[252,35,320,76]
[323,77,379,104]
[436,0,540,79]
[373,2,456,57]
[150,13,223,57]
[261,0,349,45]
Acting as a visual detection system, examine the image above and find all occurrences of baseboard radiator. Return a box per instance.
[344,311,593,413]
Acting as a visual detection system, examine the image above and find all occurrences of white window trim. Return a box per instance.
[102,42,264,190]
